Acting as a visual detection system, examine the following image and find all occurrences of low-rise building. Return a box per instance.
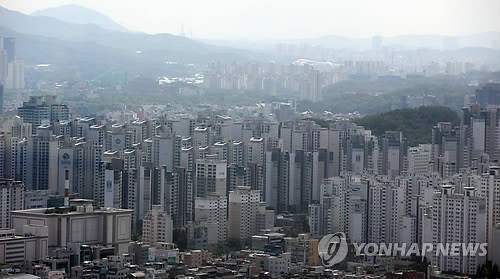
[253,252,291,276]
[182,250,206,267]
[148,242,179,264]
[11,199,132,261]
[0,227,48,267]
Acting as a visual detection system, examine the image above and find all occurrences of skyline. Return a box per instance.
[1,2,500,277]
[0,0,500,40]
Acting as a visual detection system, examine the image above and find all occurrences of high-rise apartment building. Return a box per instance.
[431,122,460,176]
[407,144,432,175]
[379,131,407,176]
[195,156,227,198]
[0,49,7,85]
[194,194,227,244]
[5,60,24,90]
[26,125,58,191]
[142,205,173,246]
[0,83,3,115]
[0,134,4,178]
[228,186,260,241]
[247,137,265,198]
[162,167,192,227]
[0,37,23,90]
[475,83,500,107]
[480,166,500,262]
[2,37,15,63]
[431,185,486,275]
[0,179,24,229]
[18,96,70,133]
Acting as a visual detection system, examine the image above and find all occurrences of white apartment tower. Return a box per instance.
[194,193,227,244]
[142,205,173,246]
[431,185,486,275]
[480,166,500,262]
[408,144,432,175]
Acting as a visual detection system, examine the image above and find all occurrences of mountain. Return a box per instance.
[0,5,255,79]
[0,5,203,54]
[31,4,128,32]
[0,25,157,79]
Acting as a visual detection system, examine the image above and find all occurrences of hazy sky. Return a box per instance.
[1,0,500,40]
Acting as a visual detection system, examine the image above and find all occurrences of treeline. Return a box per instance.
[299,72,500,115]
[354,106,459,146]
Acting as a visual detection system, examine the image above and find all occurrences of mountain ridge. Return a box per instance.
[0,5,256,79]
[31,4,129,32]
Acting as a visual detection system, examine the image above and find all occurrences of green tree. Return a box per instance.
[354,106,459,146]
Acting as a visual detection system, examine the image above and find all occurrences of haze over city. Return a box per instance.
[0,1,500,278]
[2,0,500,39]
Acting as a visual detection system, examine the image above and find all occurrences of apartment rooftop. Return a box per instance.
[11,199,132,216]
[0,274,41,279]
[12,207,132,217]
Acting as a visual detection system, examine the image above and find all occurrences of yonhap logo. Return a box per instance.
[318,232,348,267]
[317,233,487,266]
